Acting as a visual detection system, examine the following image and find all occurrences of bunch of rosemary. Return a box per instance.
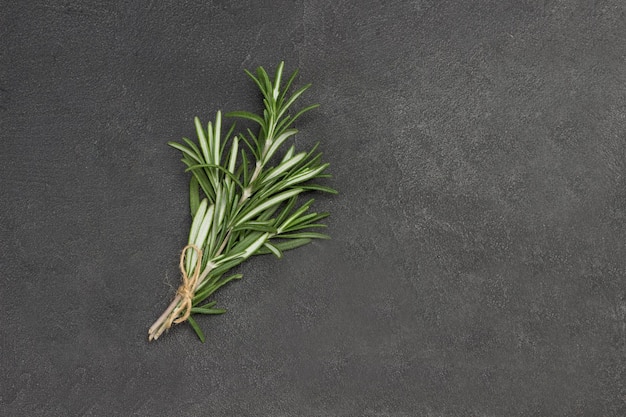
[148,62,335,342]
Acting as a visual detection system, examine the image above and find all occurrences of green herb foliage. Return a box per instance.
[148,62,336,342]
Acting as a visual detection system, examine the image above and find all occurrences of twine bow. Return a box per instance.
[167,244,202,328]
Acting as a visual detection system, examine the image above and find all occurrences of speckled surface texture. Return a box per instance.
[2,1,626,416]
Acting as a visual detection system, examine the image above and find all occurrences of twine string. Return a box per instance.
[164,244,202,329]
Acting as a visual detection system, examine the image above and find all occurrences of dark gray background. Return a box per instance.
[1,0,625,416]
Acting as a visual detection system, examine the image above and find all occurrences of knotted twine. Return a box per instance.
[163,244,203,330]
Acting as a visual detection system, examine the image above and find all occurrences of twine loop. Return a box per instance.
[169,244,202,327]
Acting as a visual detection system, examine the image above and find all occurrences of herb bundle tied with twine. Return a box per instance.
[148,62,335,342]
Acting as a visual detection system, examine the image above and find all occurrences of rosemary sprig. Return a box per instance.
[148,62,336,342]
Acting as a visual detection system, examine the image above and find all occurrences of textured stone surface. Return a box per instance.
[1,1,625,416]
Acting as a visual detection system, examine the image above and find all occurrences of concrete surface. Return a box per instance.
[1,0,625,416]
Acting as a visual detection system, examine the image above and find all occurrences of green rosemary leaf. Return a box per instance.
[190,167,215,203]
[298,151,324,170]
[168,141,202,164]
[227,136,239,174]
[240,147,250,185]
[284,144,322,175]
[255,238,312,254]
[189,203,214,269]
[213,111,222,165]
[182,137,203,158]
[263,129,298,165]
[256,205,282,222]
[245,128,262,159]
[263,241,283,258]
[220,121,237,155]
[226,111,264,127]
[282,145,296,161]
[283,164,330,188]
[274,195,299,226]
[206,120,214,163]
[278,68,299,105]
[191,306,227,315]
[232,221,277,233]
[255,66,273,99]
[207,189,225,256]
[238,135,256,164]
[277,232,330,240]
[282,222,328,232]
[208,258,245,280]
[284,103,320,130]
[262,152,306,184]
[299,184,339,194]
[272,61,284,100]
[194,274,243,302]
[281,213,321,231]
[218,273,244,285]
[242,232,271,258]
[277,84,312,120]
[194,202,214,248]
[290,212,330,227]
[187,316,206,342]
[274,115,293,137]
[187,199,208,249]
[277,198,315,232]
[194,300,218,308]
[228,231,266,255]
[235,188,303,226]
[189,175,200,216]
[243,69,265,96]
[195,116,210,164]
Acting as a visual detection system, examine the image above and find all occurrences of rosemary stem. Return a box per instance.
[148,294,182,340]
